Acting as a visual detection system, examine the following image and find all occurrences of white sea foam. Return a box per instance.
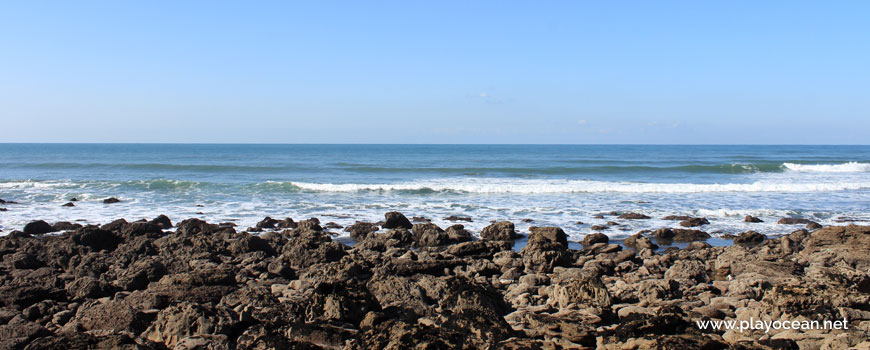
[290,178,870,194]
[783,162,870,173]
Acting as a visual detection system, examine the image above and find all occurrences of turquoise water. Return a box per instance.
[1,144,869,240]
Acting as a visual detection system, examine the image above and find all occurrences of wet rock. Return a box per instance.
[806,221,823,230]
[777,217,815,225]
[733,230,766,246]
[277,217,296,229]
[176,218,225,236]
[23,220,56,235]
[345,222,380,241]
[411,222,452,247]
[150,214,173,229]
[623,233,658,250]
[744,215,763,223]
[445,224,472,243]
[618,212,651,220]
[480,221,517,241]
[685,241,711,250]
[663,215,691,220]
[103,197,121,204]
[520,227,571,273]
[581,233,609,247]
[62,202,75,207]
[444,215,472,222]
[73,226,121,251]
[52,221,82,231]
[410,216,430,222]
[651,228,710,242]
[323,222,343,229]
[679,217,709,227]
[254,216,279,230]
[383,212,412,229]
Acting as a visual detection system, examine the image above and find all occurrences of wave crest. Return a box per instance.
[782,162,870,173]
[289,179,870,194]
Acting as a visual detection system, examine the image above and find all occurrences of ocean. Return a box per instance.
[1,144,869,241]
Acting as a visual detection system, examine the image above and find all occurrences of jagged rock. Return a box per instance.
[52,221,82,231]
[623,233,658,250]
[679,217,709,227]
[382,212,412,229]
[480,221,517,241]
[733,231,766,246]
[651,228,710,242]
[444,215,472,222]
[744,215,763,223]
[411,222,450,247]
[520,227,571,273]
[143,302,237,348]
[23,220,56,235]
[150,214,173,229]
[618,212,651,220]
[777,217,815,225]
[581,233,609,247]
[345,222,380,241]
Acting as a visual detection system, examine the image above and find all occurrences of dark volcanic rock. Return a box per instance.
[806,221,823,230]
[480,221,517,241]
[444,215,472,222]
[520,227,571,273]
[62,202,75,207]
[73,226,121,251]
[623,233,658,250]
[382,211,412,229]
[323,222,343,229]
[618,212,651,220]
[345,222,380,241]
[733,230,766,246]
[254,216,279,231]
[651,228,710,242]
[52,221,82,231]
[277,217,296,229]
[678,217,709,227]
[103,197,121,204]
[581,233,609,247]
[744,215,763,223]
[777,217,815,225]
[149,214,173,229]
[411,223,451,247]
[3,215,866,349]
[23,220,56,235]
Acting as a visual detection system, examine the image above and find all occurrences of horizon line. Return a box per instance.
[0,142,869,146]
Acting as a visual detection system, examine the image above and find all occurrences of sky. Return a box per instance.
[1,1,868,144]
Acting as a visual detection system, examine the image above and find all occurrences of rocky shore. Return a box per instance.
[1,212,868,349]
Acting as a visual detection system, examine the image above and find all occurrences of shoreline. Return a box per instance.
[1,211,868,349]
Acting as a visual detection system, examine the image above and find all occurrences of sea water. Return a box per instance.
[1,144,869,241]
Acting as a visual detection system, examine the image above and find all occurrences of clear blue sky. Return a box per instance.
[1,1,868,144]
